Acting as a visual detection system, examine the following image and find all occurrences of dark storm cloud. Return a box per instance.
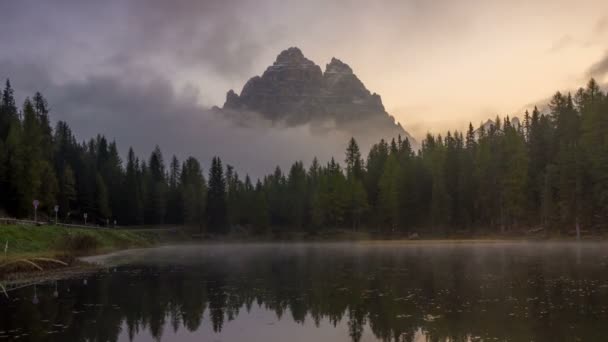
[0,0,283,82]
[118,0,284,78]
[0,61,54,96]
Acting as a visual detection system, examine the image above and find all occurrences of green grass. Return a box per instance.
[0,225,157,258]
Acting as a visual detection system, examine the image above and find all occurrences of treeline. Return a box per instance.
[1,78,607,233]
[0,79,210,227]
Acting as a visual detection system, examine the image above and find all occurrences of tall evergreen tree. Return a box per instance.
[345,137,364,179]
[206,156,227,233]
[58,165,77,217]
[181,157,206,228]
[167,155,182,223]
[500,121,529,230]
[579,79,608,228]
[0,79,18,141]
[95,173,111,221]
[378,154,401,231]
[147,146,167,224]
[287,161,307,229]
[32,92,53,160]
[124,148,144,224]
[18,98,46,216]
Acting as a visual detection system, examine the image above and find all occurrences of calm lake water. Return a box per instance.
[2,242,608,341]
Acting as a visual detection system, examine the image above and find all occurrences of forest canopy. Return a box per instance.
[1,79,607,234]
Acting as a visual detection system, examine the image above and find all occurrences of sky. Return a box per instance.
[1,0,608,175]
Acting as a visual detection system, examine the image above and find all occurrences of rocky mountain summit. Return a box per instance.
[220,47,413,143]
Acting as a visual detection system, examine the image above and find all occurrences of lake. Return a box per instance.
[2,242,608,341]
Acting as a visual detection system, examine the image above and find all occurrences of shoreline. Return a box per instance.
[0,224,181,284]
[1,224,603,283]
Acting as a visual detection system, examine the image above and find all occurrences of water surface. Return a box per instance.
[2,242,608,341]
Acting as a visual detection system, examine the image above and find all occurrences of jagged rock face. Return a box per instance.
[223,47,410,141]
[227,47,324,122]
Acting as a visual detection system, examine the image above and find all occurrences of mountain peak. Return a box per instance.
[325,57,353,75]
[274,47,313,67]
[221,47,413,143]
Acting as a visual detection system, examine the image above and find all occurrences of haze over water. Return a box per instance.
[1,242,608,341]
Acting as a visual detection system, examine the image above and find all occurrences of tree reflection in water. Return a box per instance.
[1,242,608,341]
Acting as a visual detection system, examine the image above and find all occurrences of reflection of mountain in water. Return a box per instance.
[1,244,607,341]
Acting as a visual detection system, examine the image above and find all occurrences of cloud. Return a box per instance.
[594,16,608,34]
[117,0,286,79]
[547,35,576,53]
[2,59,373,178]
[586,52,608,79]
[0,0,286,86]
[57,79,356,178]
[518,79,608,115]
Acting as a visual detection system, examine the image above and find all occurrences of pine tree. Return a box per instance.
[167,155,182,223]
[316,159,348,228]
[378,154,400,231]
[19,98,45,216]
[267,166,288,227]
[287,161,307,229]
[225,164,240,226]
[39,162,58,216]
[365,139,389,224]
[251,180,269,232]
[501,122,528,230]
[0,81,12,203]
[0,79,18,141]
[124,148,144,224]
[181,157,206,228]
[32,92,53,160]
[147,146,167,224]
[346,177,367,230]
[549,92,582,231]
[345,137,364,180]
[59,165,77,216]
[523,110,531,141]
[3,120,24,214]
[465,123,476,149]
[345,138,367,230]
[423,134,450,230]
[579,79,608,227]
[206,156,228,233]
[95,173,111,220]
[0,138,6,209]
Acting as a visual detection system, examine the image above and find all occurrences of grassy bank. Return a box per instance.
[0,225,161,257]
[0,224,184,279]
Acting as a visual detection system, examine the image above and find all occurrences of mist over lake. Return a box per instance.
[3,242,608,341]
